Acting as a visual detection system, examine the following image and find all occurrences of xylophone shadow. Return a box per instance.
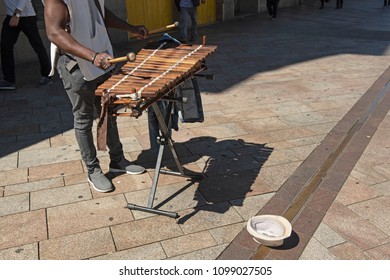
[136,136,273,224]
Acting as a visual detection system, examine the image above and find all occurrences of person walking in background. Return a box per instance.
[42,0,148,193]
[266,0,280,20]
[385,0,390,6]
[0,0,51,90]
[336,0,343,8]
[174,0,206,44]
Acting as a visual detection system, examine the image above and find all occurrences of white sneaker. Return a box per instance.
[0,80,16,90]
[88,167,114,192]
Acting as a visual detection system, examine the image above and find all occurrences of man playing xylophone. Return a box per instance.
[42,0,148,193]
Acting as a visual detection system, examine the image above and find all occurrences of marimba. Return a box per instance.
[95,38,217,218]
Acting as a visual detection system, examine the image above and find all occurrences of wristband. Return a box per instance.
[91,52,99,64]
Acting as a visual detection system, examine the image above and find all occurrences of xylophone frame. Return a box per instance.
[125,77,205,218]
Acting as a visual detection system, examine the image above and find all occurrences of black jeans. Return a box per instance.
[1,15,50,83]
[267,0,279,18]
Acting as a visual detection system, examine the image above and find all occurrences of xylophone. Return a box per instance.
[96,39,216,150]
[95,38,217,218]
[96,41,216,115]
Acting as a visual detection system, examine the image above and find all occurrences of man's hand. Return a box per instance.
[131,25,149,39]
[92,52,114,70]
[9,15,20,27]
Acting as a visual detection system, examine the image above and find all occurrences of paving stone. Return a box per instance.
[0,168,28,187]
[28,160,84,181]
[47,194,133,238]
[299,238,337,260]
[0,210,47,250]
[19,146,81,168]
[323,201,389,250]
[312,222,346,248]
[230,193,275,220]
[191,123,248,138]
[91,243,167,260]
[212,107,277,123]
[250,162,301,195]
[39,228,115,260]
[340,178,376,204]
[371,181,390,196]
[348,196,390,235]
[350,166,389,187]
[49,134,78,148]
[161,231,217,258]
[238,117,288,134]
[0,243,38,260]
[330,242,369,260]
[209,222,246,245]
[111,215,183,251]
[0,153,18,171]
[4,177,64,196]
[260,149,300,166]
[178,202,244,234]
[364,242,390,260]
[30,183,92,210]
[0,193,30,217]
[266,127,317,143]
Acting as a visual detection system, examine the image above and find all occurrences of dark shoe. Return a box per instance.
[109,158,145,175]
[319,6,324,9]
[88,167,114,193]
[0,80,16,90]
[37,76,52,87]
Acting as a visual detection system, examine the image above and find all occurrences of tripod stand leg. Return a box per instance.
[147,142,164,208]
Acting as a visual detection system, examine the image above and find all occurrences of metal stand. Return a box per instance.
[126,99,200,218]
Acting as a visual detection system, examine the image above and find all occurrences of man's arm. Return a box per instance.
[9,0,27,27]
[44,0,98,64]
[104,8,148,39]
[15,0,28,11]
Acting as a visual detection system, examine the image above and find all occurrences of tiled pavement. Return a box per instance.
[0,0,389,260]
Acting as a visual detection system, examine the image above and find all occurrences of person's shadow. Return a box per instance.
[135,136,273,223]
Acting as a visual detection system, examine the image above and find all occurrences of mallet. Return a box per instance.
[149,22,179,35]
[107,52,136,64]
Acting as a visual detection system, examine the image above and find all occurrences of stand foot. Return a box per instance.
[126,203,179,218]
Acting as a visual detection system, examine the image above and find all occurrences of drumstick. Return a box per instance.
[108,52,136,64]
[149,22,179,35]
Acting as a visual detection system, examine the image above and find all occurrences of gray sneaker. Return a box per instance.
[87,168,114,192]
[109,158,145,175]
[0,80,16,90]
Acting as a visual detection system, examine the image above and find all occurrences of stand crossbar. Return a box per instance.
[126,100,197,218]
